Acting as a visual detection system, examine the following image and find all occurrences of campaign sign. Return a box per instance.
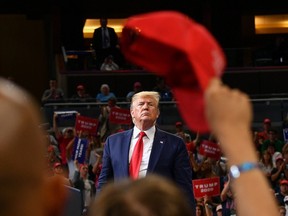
[198,140,221,160]
[109,107,132,125]
[283,128,288,143]
[54,111,78,127]
[72,137,88,164]
[192,177,220,199]
[75,115,98,134]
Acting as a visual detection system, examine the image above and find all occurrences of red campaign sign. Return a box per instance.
[198,140,221,160]
[192,177,220,199]
[109,107,132,125]
[75,115,98,134]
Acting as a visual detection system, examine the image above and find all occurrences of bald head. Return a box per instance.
[0,78,64,216]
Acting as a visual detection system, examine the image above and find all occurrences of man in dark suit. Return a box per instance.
[97,91,195,208]
[92,18,120,69]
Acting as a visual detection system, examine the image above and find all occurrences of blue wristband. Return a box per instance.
[229,162,260,179]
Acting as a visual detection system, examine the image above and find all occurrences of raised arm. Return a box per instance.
[204,78,278,216]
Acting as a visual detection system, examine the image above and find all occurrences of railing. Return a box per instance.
[41,98,288,135]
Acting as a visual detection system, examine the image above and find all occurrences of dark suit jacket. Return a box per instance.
[92,27,118,50]
[97,127,195,207]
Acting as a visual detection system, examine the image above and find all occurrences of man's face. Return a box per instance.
[131,96,159,126]
[280,184,288,194]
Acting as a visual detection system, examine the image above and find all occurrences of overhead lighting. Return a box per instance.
[255,14,288,34]
[83,18,127,38]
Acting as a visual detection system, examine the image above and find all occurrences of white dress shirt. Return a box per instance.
[129,126,155,178]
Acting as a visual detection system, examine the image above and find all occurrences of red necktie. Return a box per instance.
[130,131,146,179]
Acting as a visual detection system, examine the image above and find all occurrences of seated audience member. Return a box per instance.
[70,84,92,102]
[126,81,143,102]
[254,118,272,151]
[96,83,116,102]
[153,77,173,101]
[261,129,284,154]
[100,55,119,71]
[0,78,66,216]
[89,175,193,216]
[41,79,64,104]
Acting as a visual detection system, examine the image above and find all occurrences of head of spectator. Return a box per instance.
[175,121,183,131]
[268,129,278,142]
[195,203,205,216]
[100,18,108,28]
[76,84,85,96]
[0,78,66,216]
[216,204,223,216]
[89,174,192,216]
[49,79,58,90]
[107,97,117,108]
[279,205,286,216]
[133,81,142,92]
[53,162,63,175]
[62,127,74,139]
[79,163,89,179]
[263,118,271,129]
[279,180,288,196]
[126,81,143,102]
[130,91,160,131]
[100,84,110,96]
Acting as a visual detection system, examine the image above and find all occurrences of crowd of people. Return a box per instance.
[41,85,288,216]
[2,13,285,216]
[41,78,174,105]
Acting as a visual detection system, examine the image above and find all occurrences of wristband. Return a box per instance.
[229,162,260,179]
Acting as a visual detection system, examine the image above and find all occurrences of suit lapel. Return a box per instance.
[121,129,133,175]
[147,128,165,172]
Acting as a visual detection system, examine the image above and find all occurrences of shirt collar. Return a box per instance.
[133,125,155,140]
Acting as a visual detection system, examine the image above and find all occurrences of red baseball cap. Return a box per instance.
[53,162,61,169]
[120,11,226,133]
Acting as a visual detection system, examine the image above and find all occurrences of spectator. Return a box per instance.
[174,121,192,143]
[41,79,64,104]
[0,78,66,216]
[254,118,272,151]
[100,55,119,71]
[153,77,173,101]
[92,18,120,69]
[216,204,223,216]
[51,162,72,186]
[89,175,193,216]
[97,91,195,209]
[96,83,116,102]
[271,154,286,192]
[98,97,122,142]
[261,129,284,154]
[53,113,75,178]
[259,150,274,184]
[70,84,92,102]
[72,160,96,215]
[126,81,143,102]
[275,180,288,206]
